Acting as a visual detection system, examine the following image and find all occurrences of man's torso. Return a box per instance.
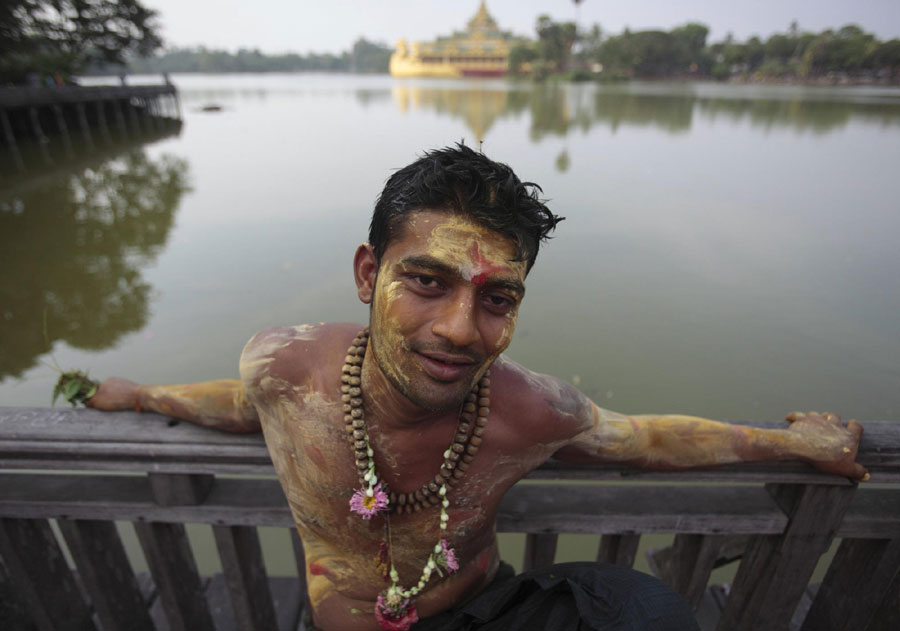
[238,322,587,630]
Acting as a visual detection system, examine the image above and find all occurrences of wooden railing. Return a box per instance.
[0,407,897,631]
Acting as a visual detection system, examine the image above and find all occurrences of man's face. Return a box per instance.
[365,210,527,411]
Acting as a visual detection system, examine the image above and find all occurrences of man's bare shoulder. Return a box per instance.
[489,355,593,445]
[239,322,362,397]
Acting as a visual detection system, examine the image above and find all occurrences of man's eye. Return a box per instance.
[414,275,439,288]
[485,294,515,312]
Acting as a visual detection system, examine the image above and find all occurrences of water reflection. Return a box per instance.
[0,149,190,379]
[385,82,900,143]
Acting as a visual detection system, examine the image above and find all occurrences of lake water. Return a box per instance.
[3,74,899,423]
[3,73,899,578]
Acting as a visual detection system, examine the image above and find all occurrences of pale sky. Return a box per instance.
[142,0,900,55]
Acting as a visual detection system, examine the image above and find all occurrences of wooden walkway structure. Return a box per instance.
[0,407,897,631]
[0,80,180,172]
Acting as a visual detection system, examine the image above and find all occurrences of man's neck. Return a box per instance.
[359,343,457,431]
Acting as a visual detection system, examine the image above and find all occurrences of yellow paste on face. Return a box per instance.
[367,213,526,402]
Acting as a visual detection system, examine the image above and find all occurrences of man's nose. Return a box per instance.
[431,292,479,348]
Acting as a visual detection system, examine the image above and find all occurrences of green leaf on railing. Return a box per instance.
[52,371,99,407]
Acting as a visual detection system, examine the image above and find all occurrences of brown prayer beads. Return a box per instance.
[342,327,490,514]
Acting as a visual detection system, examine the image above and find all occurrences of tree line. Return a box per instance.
[3,1,898,84]
[511,17,900,83]
[0,0,390,83]
[118,39,392,75]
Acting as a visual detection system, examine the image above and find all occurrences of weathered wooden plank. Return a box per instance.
[835,488,900,539]
[0,473,292,526]
[801,537,900,631]
[134,520,215,631]
[0,407,263,444]
[523,533,558,570]
[717,483,857,631]
[148,472,215,506]
[498,484,788,535]
[57,519,154,631]
[0,518,95,631]
[596,534,640,567]
[3,409,896,480]
[5,472,895,547]
[213,524,279,630]
[867,566,900,631]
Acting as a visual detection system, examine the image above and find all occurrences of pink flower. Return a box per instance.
[349,481,389,519]
[439,539,459,573]
[375,593,419,630]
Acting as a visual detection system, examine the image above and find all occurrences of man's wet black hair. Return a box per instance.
[369,144,564,272]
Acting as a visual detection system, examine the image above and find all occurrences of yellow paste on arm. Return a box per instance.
[137,379,260,433]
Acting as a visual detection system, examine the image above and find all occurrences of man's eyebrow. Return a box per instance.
[399,255,456,275]
[399,255,525,296]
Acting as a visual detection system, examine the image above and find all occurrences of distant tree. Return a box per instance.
[868,39,900,79]
[348,38,392,73]
[744,36,766,71]
[508,42,539,74]
[0,0,162,83]
[535,15,577,72]
[799,25,877,77]
[670,22,711,73]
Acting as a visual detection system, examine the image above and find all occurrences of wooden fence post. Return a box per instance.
[0,517,95,631]
[213,524,278,630]
[717,482,856,631]
[136,472,216,631]
[651,534,747,611]
[523,533,558,570]
[58,519,154,631]
[801,536,900,631]
[0,108,25,171]
[75,103,94,149]
[597,534,640,567]
[52,104,74,158]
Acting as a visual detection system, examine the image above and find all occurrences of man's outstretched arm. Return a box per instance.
[552,387,867,480]
[88,377,261,433]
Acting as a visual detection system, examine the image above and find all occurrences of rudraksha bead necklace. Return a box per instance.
[341,327,490,515]
[341,327,490,628]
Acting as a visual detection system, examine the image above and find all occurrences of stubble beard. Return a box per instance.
[368,330,479,412]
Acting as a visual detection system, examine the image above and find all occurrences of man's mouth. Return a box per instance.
[416,350,478,382]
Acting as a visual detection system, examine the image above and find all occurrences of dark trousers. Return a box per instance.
[413,561,699,631]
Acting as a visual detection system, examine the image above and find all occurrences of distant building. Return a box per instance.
[390,1,526,78]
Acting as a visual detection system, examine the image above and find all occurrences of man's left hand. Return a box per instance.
[785,411,869,481]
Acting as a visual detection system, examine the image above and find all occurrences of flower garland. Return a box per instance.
[341,328,487,630]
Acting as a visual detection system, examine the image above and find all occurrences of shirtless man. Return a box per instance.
[89,145,867,631]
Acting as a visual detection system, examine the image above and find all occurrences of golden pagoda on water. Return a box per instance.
[390,1,526,78]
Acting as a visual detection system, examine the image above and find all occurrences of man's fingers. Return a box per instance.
[785,411,803,423]
[822,411,841,425]
[855,465,870,482]
[847,419,863,439]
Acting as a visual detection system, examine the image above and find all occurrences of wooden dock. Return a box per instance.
[0,407,897,630]
[0,81,180,173]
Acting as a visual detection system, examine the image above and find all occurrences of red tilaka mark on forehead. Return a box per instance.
[308,563,332,576]
[468,242,506,286]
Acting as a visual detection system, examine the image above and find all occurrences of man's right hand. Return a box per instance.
[86,377,139,411]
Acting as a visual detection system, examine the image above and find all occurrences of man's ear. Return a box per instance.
[354,243,378,304]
